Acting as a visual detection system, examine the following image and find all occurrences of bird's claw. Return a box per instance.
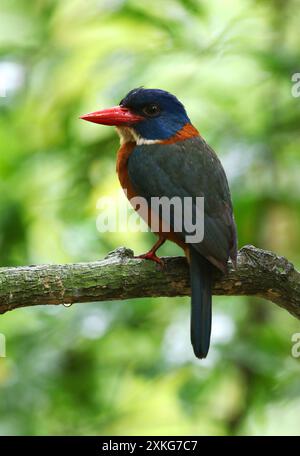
[135,251,165,267]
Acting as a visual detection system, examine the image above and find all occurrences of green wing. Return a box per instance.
[127,136,237,271]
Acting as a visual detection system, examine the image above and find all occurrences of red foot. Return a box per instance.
[135,251,164,266]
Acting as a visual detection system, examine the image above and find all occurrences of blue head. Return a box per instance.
[81,88,191,141]
[120,88,191,140]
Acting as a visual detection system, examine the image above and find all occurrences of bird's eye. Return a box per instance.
[142,104,161,117]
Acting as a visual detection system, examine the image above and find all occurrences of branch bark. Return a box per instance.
[0,245,299,318]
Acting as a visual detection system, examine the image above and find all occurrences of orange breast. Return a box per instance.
[116,141,137,200]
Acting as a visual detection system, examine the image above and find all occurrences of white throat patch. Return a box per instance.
[116,127,161,146]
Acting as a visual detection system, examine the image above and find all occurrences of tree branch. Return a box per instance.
[0,245,299,318]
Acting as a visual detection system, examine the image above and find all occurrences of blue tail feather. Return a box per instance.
[190,248,212,359]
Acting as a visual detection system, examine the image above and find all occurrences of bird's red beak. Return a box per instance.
[80,106,144,126]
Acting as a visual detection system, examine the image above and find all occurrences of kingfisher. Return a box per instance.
[81,88,237,359]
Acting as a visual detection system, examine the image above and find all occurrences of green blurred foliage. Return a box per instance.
[0,0,300,436]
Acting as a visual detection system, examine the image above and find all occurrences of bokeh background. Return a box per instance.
[1,0,300,436]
